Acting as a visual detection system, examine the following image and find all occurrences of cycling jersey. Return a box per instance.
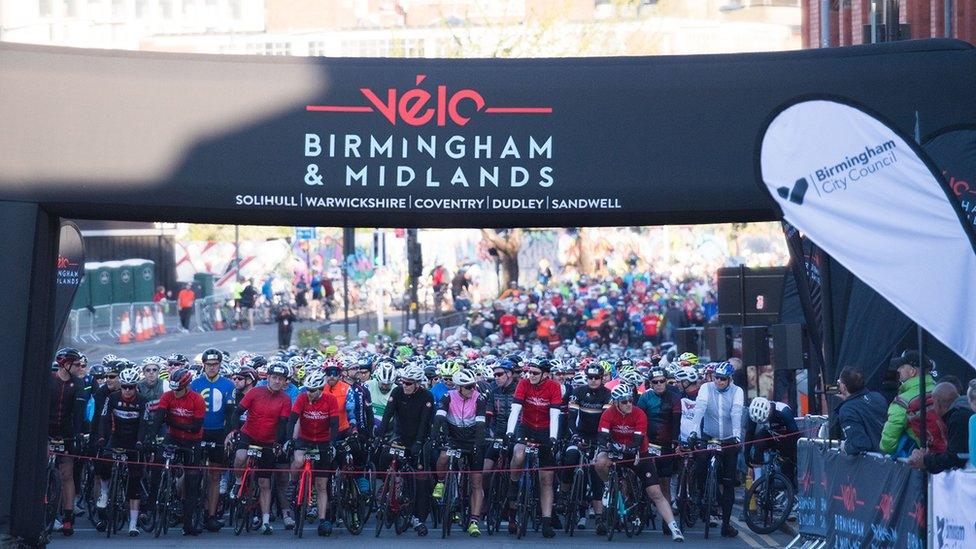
[746,401,798,442]
[430,381,450,402]
[238,386,291,445]
[513,378,562,431]
[89,384,116,438]
[346,381,374,436]
[98,392,148,446]
[636,388,680,447]
[678,390,699,443]
[323,380,352,432]
[292,391,339,443]
[378,385,435,447]
[487,380,516,437]
[256,379,300,403]
[49,373,86,438]
[138,378,165,409]
[155,390,206,442]
[598,405,649,454]
[568,385,611,440]
[365,378,393,423]
[190,374,236,431]
[691,381,744,441]
[435,389,487,446]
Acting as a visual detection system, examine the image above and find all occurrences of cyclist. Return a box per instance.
[745,397,799,490]
[674,367,702,445]
[345,357,375,495]
[231,362,293,535]
[432,360,460,402]
[636,366,680,516]
[189,348,236,532]
[594,386,684,542]
[288,369,340,536]
[94,367,147,536]
[366,361,397,432]
[231,366,258,404]
[504,358,562,538]
[690,361,743,538]
[432,369,488,536]
[49,347,88,536]
[146,368,207,536]
[563,364,611,532]
[138,356,166,409]
[377,364,436,536]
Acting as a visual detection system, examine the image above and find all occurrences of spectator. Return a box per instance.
[421,318,442,343]
[880,351,937,456]
[907,383,973,473]
[152,285,167,303]
[309,271,323,320]
[835,366,887,455]
[177,283,195,331]
[936,374,970,411]
[239,278,259,330]
[294,275,309,320]
[275,304,295,349]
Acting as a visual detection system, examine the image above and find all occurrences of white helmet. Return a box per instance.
[304,370,327,390]
[452,369,477,387]
[374,363,397,385]
[673,366,700,383]
[401,365,426,382]
[619,369,645,387]
[749,397,772,423]
[571,371,587,388]
[358,330,369,339]
[610,385,633,402]
[119,368,141,385]
[141,355,165,367]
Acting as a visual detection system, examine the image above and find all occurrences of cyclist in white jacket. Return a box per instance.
[689,361,743,538]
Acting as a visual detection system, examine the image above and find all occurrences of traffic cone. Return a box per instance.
[117,311,132,344]
[155,306,166,335]
[142,306,155,339]
[213,307,224,330]
[134,311,147,342]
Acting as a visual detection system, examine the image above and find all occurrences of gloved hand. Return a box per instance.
[548,437,558,449]
[503,432,514,447]
[410,441,424,458]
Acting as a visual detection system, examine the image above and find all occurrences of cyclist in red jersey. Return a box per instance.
[287,370,339,536]
[230,362,292,535]
[146,368,207,536]
[594,386,684,542]
[504,358,562,538]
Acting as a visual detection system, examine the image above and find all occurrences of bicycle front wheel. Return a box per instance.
[42,465,62,539]
[703,463,718,540]
[604,470,619,541]
[154,470,170,538]
[566,467,586,536]
[374,472,392,538]
[744,472,794,535]
[516,473,532,540]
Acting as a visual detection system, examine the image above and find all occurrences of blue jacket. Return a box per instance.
[190,375,236,431]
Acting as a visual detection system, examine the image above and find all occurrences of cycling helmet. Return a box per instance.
[248,355,269,370]
[571,371,587,388]
[452,369,477,387]
[234,366,258,383]
[617,358,635,372]
[169,368,193,390]
[219,363,235,377]
[749,397,772,423]
[267,362,289,378]
[101,353,120,367]
[584,365,604,379]
[201,348,222,364]
[648,367,667,381]
[619,369,645,387]
[118,368,141,386]
[374,363,397,385]
[475,363,494,379]
[401,365,426,382]
[142,356,165,367]
[610,385,634,402]
[55,347,82,367]
[90,364,107,378]
[105,359,128,374]
[674,366,700,383]
[714,361,735,378]
[678,352,699,366]
[167,353,189,368]
[303,370,327,390]
[438,360,461,378]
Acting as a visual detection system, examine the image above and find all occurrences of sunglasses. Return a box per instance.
[401,381,415,387]
[616,398,634,405]
[459,384,475,390]
[650,379,667,385]
[587,375,602,380]
[527,370,543,376]
[143,368,159,373]
[232,376,245,381]
[121,385,137,390]
[307,388,322,394]
[106,374,118,379]
[493,372,508,378]
[715,376,730,381]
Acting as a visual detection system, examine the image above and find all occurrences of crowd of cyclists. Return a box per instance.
[47,330,802,542]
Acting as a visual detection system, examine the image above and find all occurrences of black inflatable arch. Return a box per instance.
[1,39,975,542]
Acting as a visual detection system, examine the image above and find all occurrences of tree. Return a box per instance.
[480,228,522,289]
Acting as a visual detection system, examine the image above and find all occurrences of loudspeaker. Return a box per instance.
[770,323,808,370]
[705,326,731,361]
[674,328,699,355]
[716,266,788,326]
[741,326,769,366]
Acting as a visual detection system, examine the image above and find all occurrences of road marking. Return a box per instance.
[730,517,766,548]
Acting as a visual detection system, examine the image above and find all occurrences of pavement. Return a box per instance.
[49,514,793,548]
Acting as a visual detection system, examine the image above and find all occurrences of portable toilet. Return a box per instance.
[89,262,114,306]
[132,259,156,302]
[111,261,135,303]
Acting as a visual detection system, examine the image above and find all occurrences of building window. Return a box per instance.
[247,42,292,56]
[308,41,329,56]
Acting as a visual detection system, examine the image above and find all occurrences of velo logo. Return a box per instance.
[777,177,809,205]
[306,74,552,127]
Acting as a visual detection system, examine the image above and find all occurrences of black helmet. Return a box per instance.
[55,347,82,368]
[201,348,223,364]
[267,362,289,378]
[249,355,269,370]
[105,359,127,374]
[234,366,258,384]
[167,353,189,367]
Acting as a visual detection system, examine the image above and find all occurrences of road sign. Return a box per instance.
[294,227,316,240]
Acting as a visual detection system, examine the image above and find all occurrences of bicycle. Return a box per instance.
[153,444,190,538]
[329,439,370,535]
[563,440,593,537]
[701,438,723,540]
[440,446,471,538]
[514,440,542,540]
[42,438,66,541]
[293,446,324,538]
[191,440,228,532]
[103,448,137,538]
[232,445,263,535]
[674,442,700,531]
[744,448,795,535]
[482,438,509,536]
[601,446,643,541]
[374,442,415,537]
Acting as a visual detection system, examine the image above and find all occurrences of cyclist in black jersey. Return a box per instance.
[49,347,88,536]
[562,365,611,532]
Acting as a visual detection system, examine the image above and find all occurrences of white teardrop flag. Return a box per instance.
[758,97,976,368]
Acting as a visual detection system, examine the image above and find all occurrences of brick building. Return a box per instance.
[801,0,975,47]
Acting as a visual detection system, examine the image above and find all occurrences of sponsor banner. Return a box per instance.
[796,441,926,546]
[758,97,976,369]
[931,469,976,549]
[54,221,85,344]
[924,126,976,230]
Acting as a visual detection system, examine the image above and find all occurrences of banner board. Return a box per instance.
[54,221,85,344]
[930,468,976,549]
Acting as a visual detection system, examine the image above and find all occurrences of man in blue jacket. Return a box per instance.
[835,366,887,455]
[189,348,235,531]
